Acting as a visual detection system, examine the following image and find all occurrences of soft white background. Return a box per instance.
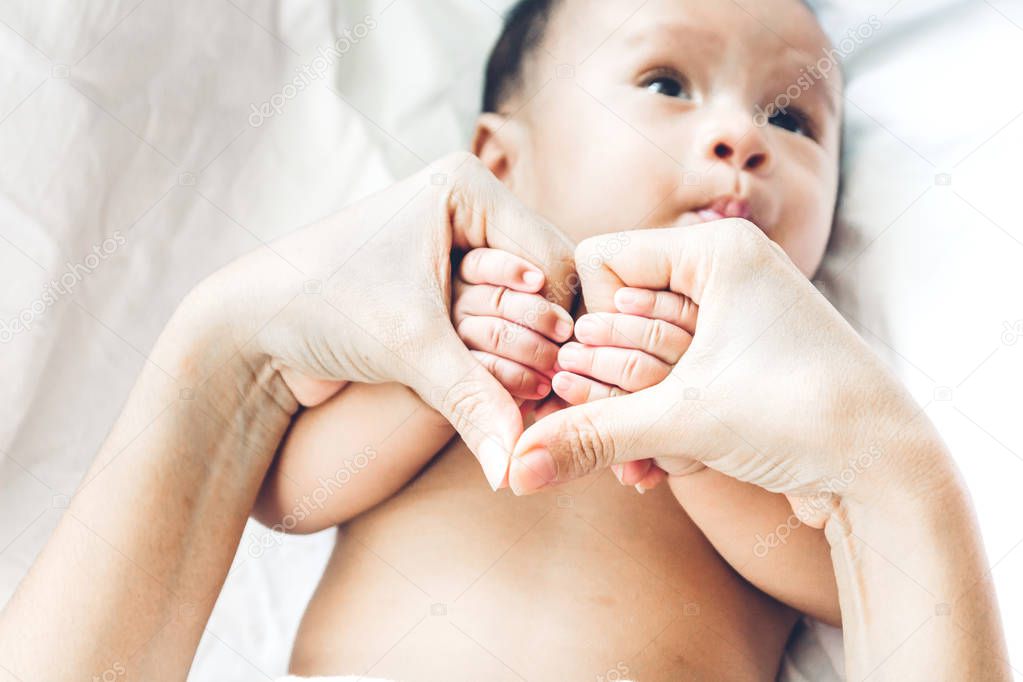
[1,0,1021,679]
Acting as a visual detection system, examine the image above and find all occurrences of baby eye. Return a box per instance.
[640,70,691,99]
[769,108,815,139]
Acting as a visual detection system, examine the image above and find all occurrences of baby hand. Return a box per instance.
[453,248,574,401]
[552,287,697,491]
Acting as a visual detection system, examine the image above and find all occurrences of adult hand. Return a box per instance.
[0,154,578,681]
[206,152,575,488]
[508,218,1010,681]
[509,218,937,510]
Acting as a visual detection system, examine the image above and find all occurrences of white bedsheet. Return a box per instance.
[1,0,1020,679]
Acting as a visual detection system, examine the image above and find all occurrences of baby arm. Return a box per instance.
[254,248,572,532]
[553,287,840,626]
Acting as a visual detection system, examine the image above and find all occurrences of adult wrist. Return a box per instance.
[151,271,300,453]
[824,448,1007,680]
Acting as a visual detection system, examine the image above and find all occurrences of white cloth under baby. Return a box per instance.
[276,678,638,682]
[276,677,393,682]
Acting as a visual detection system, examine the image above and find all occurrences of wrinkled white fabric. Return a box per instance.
[1,0,1020,679]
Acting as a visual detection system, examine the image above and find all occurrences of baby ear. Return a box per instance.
[471,113,522,186]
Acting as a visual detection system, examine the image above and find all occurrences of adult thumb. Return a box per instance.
[508,384,681,495]
[408,324,524,492]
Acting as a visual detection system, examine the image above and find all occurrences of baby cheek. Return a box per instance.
[774,199,832,277]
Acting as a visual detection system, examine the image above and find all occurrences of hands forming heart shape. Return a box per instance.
[261,152,935,520]
[451,245,698,493]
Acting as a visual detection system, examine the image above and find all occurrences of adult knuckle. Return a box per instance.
[718,218,764,254]
[565,413,615,473]
[438,150,478,177]
[440,377,489,434]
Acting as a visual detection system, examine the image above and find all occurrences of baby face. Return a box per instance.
[475,0,842,277]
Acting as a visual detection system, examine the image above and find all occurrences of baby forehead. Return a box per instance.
[546,0,831,66]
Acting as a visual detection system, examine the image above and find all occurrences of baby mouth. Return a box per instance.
[677,197,754,226]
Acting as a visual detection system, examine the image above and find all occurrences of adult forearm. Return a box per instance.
[830,440,1009,681]
[0,291,296,681]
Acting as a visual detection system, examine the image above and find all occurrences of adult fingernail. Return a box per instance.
[479,438,510,491]
[522,270,544,289]
[510,448,556,495]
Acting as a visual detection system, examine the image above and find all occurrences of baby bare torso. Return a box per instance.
[290,438,797,681]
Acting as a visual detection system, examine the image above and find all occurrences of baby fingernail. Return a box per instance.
[615,288,650,311]
[574,317,595,338]
[552,373,573,394]
[522,270,544,288]
[555,319,573,340]
[635,484,646,495]
[536,383,551,397]
[559,344,581,365]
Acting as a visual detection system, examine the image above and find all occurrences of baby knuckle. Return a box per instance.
[531,338,550,366]
[604,314,621,340]
[462,249,484,277]
[454,315,474,342]
[622,352,644,384]
[678,296,696,324]
[515,370,533,394]
[488,285,508,315]
[486,320,505,352]
[644,320,666,351]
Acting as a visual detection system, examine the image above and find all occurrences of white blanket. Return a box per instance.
[1,0,1020,679]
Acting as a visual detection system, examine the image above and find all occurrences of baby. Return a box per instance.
[255,0,843,679]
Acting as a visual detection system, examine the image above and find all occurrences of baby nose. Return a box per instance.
[708,131,770,173]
